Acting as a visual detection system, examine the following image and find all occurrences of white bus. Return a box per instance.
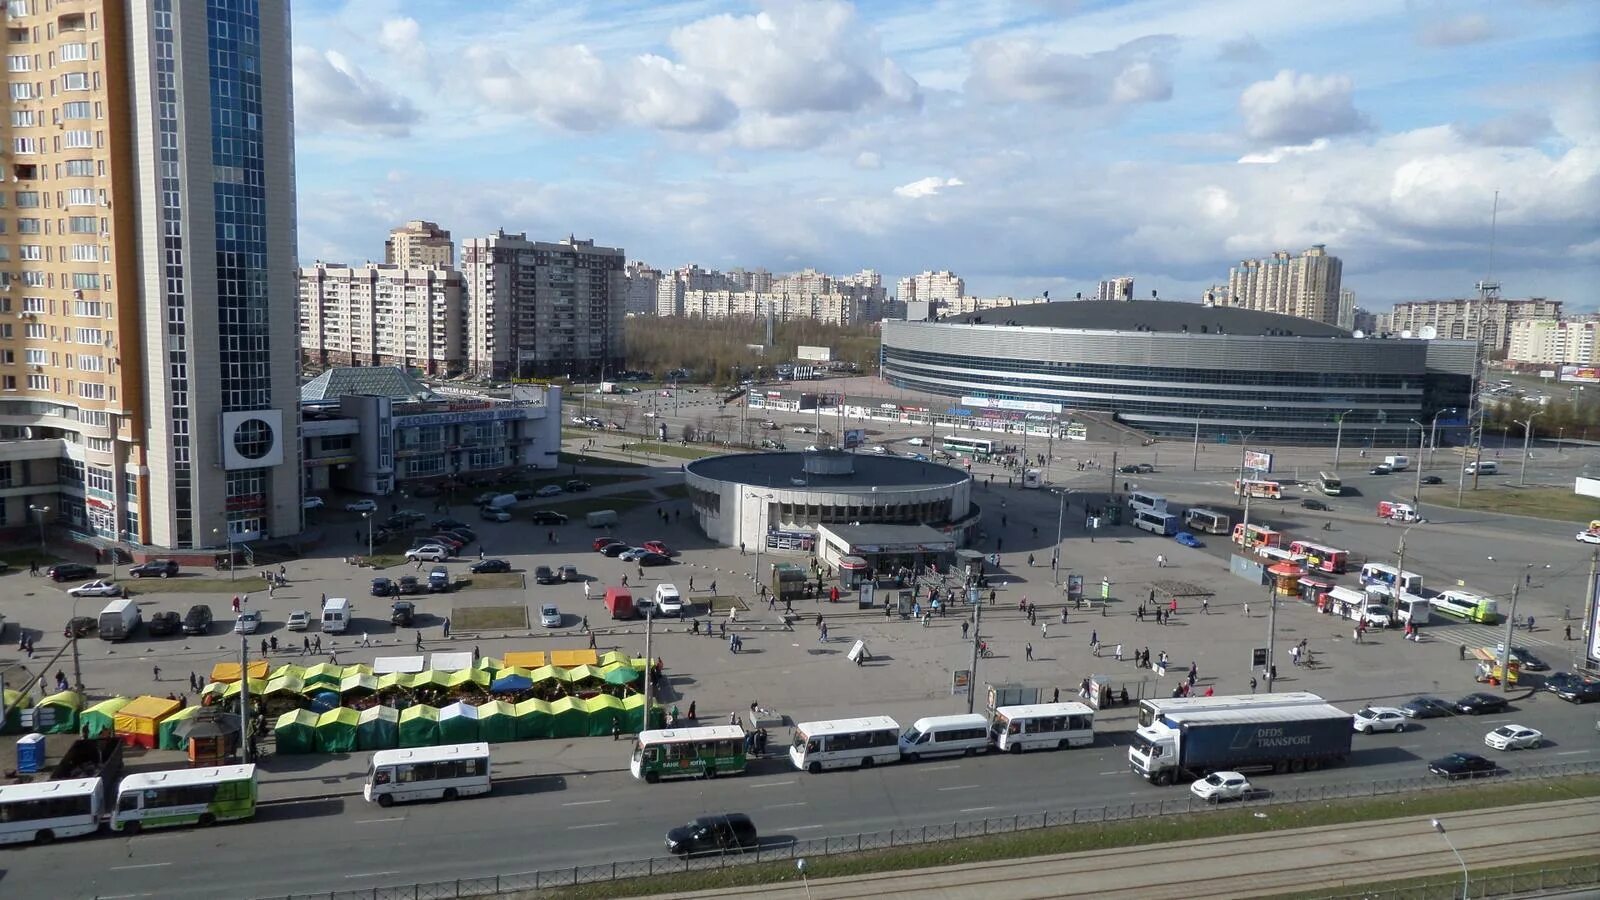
[1395,593,1432,625]
[0,778,103,845]
[939,435,994,459]
[1317,472,1343,496]
[111,765,257,833]
[1137,692,1325,729]
[898,714,990,761]
[789,716,902,773]
[365,742,493,807]
[1129,490,1167,514]
[990,702,1095,753]
[1133,509,1178,536]
[1432,589,1500,624]
[1184,508,1230,535]
[1358,563,1423,597]
[1021,468,1043,489]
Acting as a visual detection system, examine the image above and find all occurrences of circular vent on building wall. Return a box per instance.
[232,417,277,461]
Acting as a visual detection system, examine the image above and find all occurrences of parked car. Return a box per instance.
[530,510,569,525]
[345,499,379,513]
[303,496,326,510]
[593,537,623,552]
[560,564,581,583]
[285,610,311,631]
[539,604,562,628]
[1421,475,1444,485]
[1484,724,1542,751]
[371,577,399,597]
[1300,499,1330,511]
[619,547,650,562]
[1190,771,1251,802]
[637,552,671,567]
[128,559,180,579]
[1401,696,1455,719]
[397,575,424,596]
[643,540,672,556]
[68,580,122,598]
[1174,532,1204,548]
[429,535,466,551]
[442,527,477,543]
[665,814,759,856]
[428,565,451,593]
[534,484,564,498]
[233,611,262,634]
[480,507,512,522]
[1454,692,1511,715]
[534,565,560,585]
[600,542,631,558]
[470,558,511,574]
[147,611,182,637]
[1544,671,1600,703]
[390,601,416,627]
[182,605,214,635]
[66,616,97,638]
[1353,706,1408,734]
[432,517,468,531]
[1429,752,1497,780]
[564,480,592,492]
[48,563,97,583]
[406,544,452,563]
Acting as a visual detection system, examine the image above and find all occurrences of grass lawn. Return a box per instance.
[450,605,528,631]
[456,572,523,591]
[618,441,719,460]
[1429,485,1600,523]
[525,776,1600,899]
[559,452,645,468]
[123,575,269,594]
[1268,854,1600,900]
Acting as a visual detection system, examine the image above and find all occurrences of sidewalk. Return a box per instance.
[640,797,1600,900]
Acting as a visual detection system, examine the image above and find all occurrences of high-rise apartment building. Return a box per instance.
[1377,297,1562,353]
[1095,277,1135,302]
[1507,318,1596,366]
[680,289,867,325]
[1351,307,1377,335]
[0,0,298,550]
[384,220,453,269]
[1210,245,1343,325]
[622,261,660,316]
[937,296,1050,316]
[298,263,464,375]
[460,232,625,380]
[655,264,732,317]
[1337,289,1356,330]
[897,271,965,304]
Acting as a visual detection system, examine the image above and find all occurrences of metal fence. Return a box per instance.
[255,758,1600,900]
[1309,859,1600,899]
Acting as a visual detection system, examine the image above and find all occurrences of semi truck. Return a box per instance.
[1129,702,1353,785]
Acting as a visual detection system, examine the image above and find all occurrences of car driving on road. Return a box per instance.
[128,559,179,579]
[1429,752,1497,780]
[1401,696,1454,719]
[1484,724,1542,751]
[68,580,122,597]
[1454,692,1511,715]
[1190,771,1251,802]
[1353,707,1408,734]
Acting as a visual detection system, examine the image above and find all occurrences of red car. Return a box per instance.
[593,536,623,552]
[643,540,672,556]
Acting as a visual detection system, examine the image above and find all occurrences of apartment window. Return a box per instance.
[21,271,43,286]
[63,129,91,148]
[66,187,93,205]
[20,296,42,312]
[1,375,13,390]
[9,82,33,100]
[60,72,88,91]
[71,273,99,290]
[26,374,46,390]
[73,327,101,344]
[23,348,45,364]
[63,158,91,177]
[5,53,28,71]
[58,42,86,62]
[9,109,32,126]
[18,244,41,260]
[14,191,38,207]
[22,323,43,339]
[70,244,96,262]
[61,100,88,119]
[12,136,37,154]
[67,215,96,233]
[78,382,105,400]
[77,354,102,372]
[6,1,28,18]
[16,217,38,233]
[81,409,108,426]
[85,435,112,452]
[73,300,102,317]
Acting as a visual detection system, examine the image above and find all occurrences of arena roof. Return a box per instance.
[686,451,969,491]
[944,300,1347,338]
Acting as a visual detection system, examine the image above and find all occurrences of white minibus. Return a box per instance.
[789,716,901,773]
[1129,491,1167,514]
[989,703,1095,753]
[0,778,103,845]
[365,742,492,807]
[1133,509,1178,536]
[898,714,990,761]
[1358,563,1422,597]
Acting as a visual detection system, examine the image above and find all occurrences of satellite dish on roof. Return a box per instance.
[1352,329,1366,339]
[1401,330,1413,339]
[1419,325,1438,340]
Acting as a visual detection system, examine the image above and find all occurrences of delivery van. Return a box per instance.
[98,598,142,642]
[486,493,518,510]
[586,509,618,528]
[1465,460,1498,475]
[1383,455,1410,471]
[322,597,351,634]
[604,587,635,620]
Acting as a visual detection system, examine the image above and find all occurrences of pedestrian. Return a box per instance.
[709,580,717,594]
[1052,687,1060,703]
[443,617,451,638]
[1525,571,1531,586]
[1249,676,1257,694]
[1114,642,1123,661]
[588,630,597,650]
[1041,622,1049,640]
[1566,624,1573,641]
[689,576,695,591]
[581,615,589,631]
[314,635,322,652]
[1242,600,1249,617]
[1148,588,1155,607]
[152,664,161,682]
[583,581,591,600]
[1154,608,1163,625]
[1060,607,1068,625]
[1202,597,1209,615]
[1028,553,1035,567]
[479,548,485,561]
[819,623,828,643]
[1156,554,1165,568]
[1354,626,1362,643]
[260,638,268,656]
[961,620,969,639]
[1090,629,1097,647]
[302,636,310,654]
[1168,597,1177,615]
[415,630,424,650]
[1527,616,1536,632]
[320,592,327,609]
[1025,642,1033,661]
[361,632,371,647]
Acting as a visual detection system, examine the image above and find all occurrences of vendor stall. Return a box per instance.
[114,695,182,748]
[356,706,400,751]
[82,696,131,739]
[315,707,359,753]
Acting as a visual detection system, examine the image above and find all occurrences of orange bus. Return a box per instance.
[1234,479,1283,500]
[1232,523,1282,549]
[1287,540,1349,574]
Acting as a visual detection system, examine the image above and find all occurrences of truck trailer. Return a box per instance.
[1129,702,1353,785]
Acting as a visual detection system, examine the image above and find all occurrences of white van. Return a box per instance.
[907,437,928,447]
[98,598,142,642]
[322,597,351,634]
[654,583,683,617]
[1383,455,1410,471]
[585,509,618,528]
[898,714,990,761]
[1465,460,1498,475]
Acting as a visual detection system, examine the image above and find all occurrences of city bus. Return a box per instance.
[1317,472,1344,496]
[1129,490,1168,514]
[364,742,492,807]
[1133,509,1178,536]
[1235,479,1283,500]
[1232,523,1282,549]
[1137,692,1326,729]
[898,714,991,761]
[1183,508,1231,535]
[1287,540,1349,574]
[989,702,1095,753]
[939,435,994,459]
[1358,563,1423,597]
[0,778,103,846]
[1021,468,1043,488]
[789,716,902,773]
[1065,422,1088,441]
[110,765,257,833]
[1432,589,1501,624]
[630,725,748,783]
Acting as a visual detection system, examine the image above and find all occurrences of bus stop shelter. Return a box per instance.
[817,523,956,574]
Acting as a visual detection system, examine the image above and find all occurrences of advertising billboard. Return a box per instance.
[1590,571,1600,666]
[842,429,865,449]
[1243,450,1274,473]
[1560,365,1600,384]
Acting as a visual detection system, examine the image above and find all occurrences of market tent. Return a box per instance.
[264,674,306,696]
[620,694,663,732]
[274,709,320,754]
[1,688,24,735]
[438,701,480,744]
[267,664,306,682]
[221,678,267,699]
[342,663,373,677]
[114,695,182,748]
[476,700,516,743]
[528,665,562,685]
[512,698,551,740]
[601,664,640,686]
[398,704,440,748]
[444,668,489,690]
[597,650,631,668]
[563,664,605,686]
[489,673,533,693]
[474,656,503,675]
[356,705,400,751]
[430,651,472,672]
[82,697,131,738]
[580,694,625,737]
[210,660,269,683]
[547,696,587,738]
[158,705,202,750]
[373,655,425,675]
[412,670,451,689]
[315,707,360,754]
[339,673,379,696]
[550,649,599,668]
[302,663,345,688]
[376,672,413,691]
[502,651,546,669]
[306,690,342,714]
[38,691,85,733]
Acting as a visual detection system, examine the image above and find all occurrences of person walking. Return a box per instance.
[152,664,161,682]
[1156,554,1165,568]
[1250,676,1257,694]
[1060,606,1068,625]
[1202,597,1209,615]
[588,630,598,650]
[1089,629,1097,648]
[961,620,969,639]
[819,623,829,643]
[1040,621,1049,640]
[1114,642,1123,661]
[1024,642,1033,661]
[1242,600,1249,617]
[415,630,424,650]
[361,632,371,648]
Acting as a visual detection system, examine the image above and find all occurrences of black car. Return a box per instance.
[66,616,97,638]
[600,542,631,557]
[1454,692,1511,715]
[432,517,468,531]
[1401,696,1454,719]
[565,479,592,492]
[1503,646,1549,672]
[397,575,424,595]
[182,604,214,635]
[390,600,415,627]
[128,559,179,579]
[530,510,569,525]
[1421,475,1444,485]
[470,558,511,574]
[48,563,97,582]
[147,611,182,636]
[665,814,758,856]
[637,552,671,567]
[513,488,539,501]
[1300,499,1330,511]
[1117,464,1154,474]
[1544,671,1600,703]
[1369,465,1391,475]
[1429,752,1497,780]
[371,577,399,597]
[534,565,560,585]
[428,565,452,593]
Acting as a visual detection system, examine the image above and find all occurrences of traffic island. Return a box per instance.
[450,605,530,631]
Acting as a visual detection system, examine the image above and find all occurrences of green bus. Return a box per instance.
[939,435,994,459]
[111,764,257,833]
[630,726,747,783]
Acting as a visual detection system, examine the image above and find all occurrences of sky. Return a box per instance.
[289,0,1600,310]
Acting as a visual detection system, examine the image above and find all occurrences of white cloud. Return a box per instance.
[1237,138,1330,164]
[1239,70,1370,144]
[1452,110,1554,147]
[854,150,883,169]
[1417,13,1496,47]
[377,17,425,58]
[893,176,964,198]
[966,35,1175,107]
[292,48,419,137]
[623,55,738,131]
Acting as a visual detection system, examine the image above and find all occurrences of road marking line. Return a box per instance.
[1557,749,1592,756]
[937,784,980,791]
[110,863,172,871]
[922,764,960,772]
[566,822,618,830]
[765,801,808,809]
[778,824,827,831]
[1098,770,1122,775]
[750,779,796,788]
[960,806,997,813]
[356,816,404,824]
[345,871,400,879]
[562,799,613,806]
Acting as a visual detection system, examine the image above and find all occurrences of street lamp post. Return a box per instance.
[1052,488,1067,587]
[362,512,374,559]
[27,505,48,555]
[212,527,236,581]
[1517,414,1540,487]
[1408,420,1426,509]
[1332,411,1352,471]
[1430,819,1469,900]
[1236,431,1256,539]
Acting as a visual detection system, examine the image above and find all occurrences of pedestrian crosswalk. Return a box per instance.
[1430,620,1570,652]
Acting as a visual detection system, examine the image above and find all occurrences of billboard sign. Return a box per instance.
[842,428,865,449]
[1243,450,1274,473]
[765,530,816,552]
[960,396,1062,414]
[1560,365,1600,384]
[1590,571,1600,666]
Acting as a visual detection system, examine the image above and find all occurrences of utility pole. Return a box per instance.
[70,630,83,693]
[1191,419,1200,472]
[1265,579,1278,688]
[1109,450,1118,498]
[966,602,983,714]
[1053,489,1066,588]
[1517,414,1539,487]
[1498,582,1520,693]
[642,606,655,729]
[239,636,253,762]
[1409,421,1425,510]
[1583,548,1598,666]
[1332,412,1350,472]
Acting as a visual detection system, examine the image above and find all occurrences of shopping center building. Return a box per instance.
[881,301,1473,445]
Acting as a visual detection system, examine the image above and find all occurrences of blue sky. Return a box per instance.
[289,0,1600,309]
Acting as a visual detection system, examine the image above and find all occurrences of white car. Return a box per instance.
[405,544,451,562]
[233,611,262,634]
[285,610,311,631]
[302,496,325,510]
[539,603,562,628]
[67,580,121,597]
[345,499,378,513]
[1190,771,1252,802]
[655,584,683,617]
[1577,531,1600,545]
[1353,706,1409,734]
[870,445,888,455]
[1484,724,1543,750]
[534,484,563,498]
